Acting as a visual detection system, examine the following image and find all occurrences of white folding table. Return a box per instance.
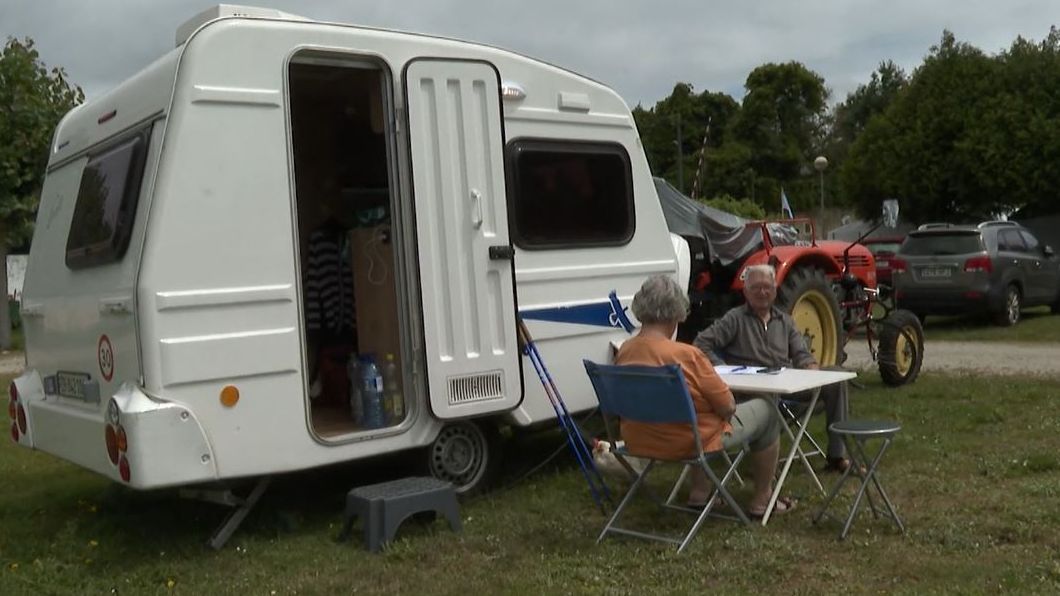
[718,368,857,526]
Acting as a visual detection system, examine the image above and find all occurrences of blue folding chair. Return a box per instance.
[583,360,751,553]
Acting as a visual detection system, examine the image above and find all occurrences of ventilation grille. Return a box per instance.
[847,255,872,268]
[448,371,505,405]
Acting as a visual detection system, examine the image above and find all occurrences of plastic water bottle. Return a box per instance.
[383,353,403,423]
[347,354,363,424]
[360,355,385,429]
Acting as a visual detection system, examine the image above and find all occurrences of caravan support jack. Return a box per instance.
[180,477,272,550]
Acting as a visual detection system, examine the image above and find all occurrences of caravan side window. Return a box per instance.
[507,140,635,249]
[65,130,149,269]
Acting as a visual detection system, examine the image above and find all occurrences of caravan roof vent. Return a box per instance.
[176,4,308,47]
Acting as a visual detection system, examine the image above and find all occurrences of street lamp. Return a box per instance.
[814,155,829,212]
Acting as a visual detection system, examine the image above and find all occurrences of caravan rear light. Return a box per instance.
[7,399,14,420]
[116,426,128,453]
[105,425,120,464]
[964,256,992,273]
[10,422,17,442]
[9,381,17,402]
[220,385,240,407]
[118,455,131,482]
[16,405,26,434]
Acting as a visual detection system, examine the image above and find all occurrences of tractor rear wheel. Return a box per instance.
[775,267,843,367]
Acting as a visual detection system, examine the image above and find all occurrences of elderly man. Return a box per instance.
[693,264,852,472]
[615,274,795,517]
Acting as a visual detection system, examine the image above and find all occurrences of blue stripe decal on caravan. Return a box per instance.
[519,290,636,333]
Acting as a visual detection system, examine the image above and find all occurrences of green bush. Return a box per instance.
[701,194,766,219]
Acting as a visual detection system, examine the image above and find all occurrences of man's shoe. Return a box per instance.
[823,457,866,474]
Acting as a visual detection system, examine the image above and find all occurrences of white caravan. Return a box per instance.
[10,6,685,498]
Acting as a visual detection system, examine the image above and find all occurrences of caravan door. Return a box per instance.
[404,59,521,420]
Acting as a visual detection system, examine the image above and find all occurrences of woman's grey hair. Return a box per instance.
[743,264,777,285]
[631,274,690,325]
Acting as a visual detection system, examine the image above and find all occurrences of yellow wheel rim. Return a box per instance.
[790,289,838,366]
[894,325,915,375]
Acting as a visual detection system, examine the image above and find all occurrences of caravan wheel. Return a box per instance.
[427,420,501,496]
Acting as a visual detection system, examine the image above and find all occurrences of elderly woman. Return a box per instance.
[614,274,793,516]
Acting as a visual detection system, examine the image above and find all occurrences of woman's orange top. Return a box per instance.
[613,335,734,459]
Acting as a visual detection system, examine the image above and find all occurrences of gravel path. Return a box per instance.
[3,342,1058,378]
[844,340,1060,378]
[0,352,24,376]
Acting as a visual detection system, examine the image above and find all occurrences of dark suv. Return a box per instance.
[892,221,1060,325]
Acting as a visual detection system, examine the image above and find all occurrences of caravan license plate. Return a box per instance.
[920,267,952,279]
[56,372,90,399]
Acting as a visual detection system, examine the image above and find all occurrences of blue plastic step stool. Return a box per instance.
[339,476,462,552]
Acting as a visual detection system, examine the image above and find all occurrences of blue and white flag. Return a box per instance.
[780,188,794,219]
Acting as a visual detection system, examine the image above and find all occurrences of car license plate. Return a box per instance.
[877,259,890,268]
[56,372,90,399]
[920,267,952,279]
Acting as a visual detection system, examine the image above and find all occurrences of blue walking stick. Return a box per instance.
[517,318,612,513]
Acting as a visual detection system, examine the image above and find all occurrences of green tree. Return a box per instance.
[841,29,1060,223]
[633,82,740,196]
[702,193,765,219]
[729,62,830,212]
[825,60,908,177]
[0,37,83,348]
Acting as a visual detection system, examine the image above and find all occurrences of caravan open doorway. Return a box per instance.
[288,54,406,440]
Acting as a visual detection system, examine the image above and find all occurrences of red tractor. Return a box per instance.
[658,180,924,385]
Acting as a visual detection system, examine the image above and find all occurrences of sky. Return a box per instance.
[2,0,1057,109]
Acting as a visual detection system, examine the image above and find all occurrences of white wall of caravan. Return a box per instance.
[134,18,675,479]
[502,111,676,425]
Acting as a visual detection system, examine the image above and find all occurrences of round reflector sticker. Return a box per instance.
[98,335,115,382]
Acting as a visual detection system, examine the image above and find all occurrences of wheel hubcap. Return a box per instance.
[894,326,914,375]
[791,290,837,365]
[430,423,486,489]
[1007,292,1019,324]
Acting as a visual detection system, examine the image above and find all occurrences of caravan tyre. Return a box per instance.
[426,420,501,496]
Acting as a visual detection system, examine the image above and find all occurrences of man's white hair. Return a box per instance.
[743,264,777,285]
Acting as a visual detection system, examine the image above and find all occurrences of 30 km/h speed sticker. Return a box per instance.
[98,335,115,382]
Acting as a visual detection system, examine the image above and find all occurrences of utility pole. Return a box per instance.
[675,113,684,193]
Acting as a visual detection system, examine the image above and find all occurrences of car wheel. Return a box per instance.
[425,420,502,496]
[877,309,925,386]
[992,284,1021,327]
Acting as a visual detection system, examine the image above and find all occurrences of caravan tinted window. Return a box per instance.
[508,140,634,248]
[66,132,148,269]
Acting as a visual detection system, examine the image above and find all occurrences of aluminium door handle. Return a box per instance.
[470,188,483,229]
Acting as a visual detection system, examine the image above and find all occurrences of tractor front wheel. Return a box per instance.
[775,267,843,367]
[877,309,925,386]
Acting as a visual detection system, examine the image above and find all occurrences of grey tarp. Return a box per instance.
[653,177,796,266]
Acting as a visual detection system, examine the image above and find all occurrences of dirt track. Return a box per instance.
[844,340,1060,378]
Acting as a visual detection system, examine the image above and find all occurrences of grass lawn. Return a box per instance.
[2,373,1060,594]
[920,306,1060,342]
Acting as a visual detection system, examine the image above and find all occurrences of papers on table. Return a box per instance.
[715,365,786,375]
